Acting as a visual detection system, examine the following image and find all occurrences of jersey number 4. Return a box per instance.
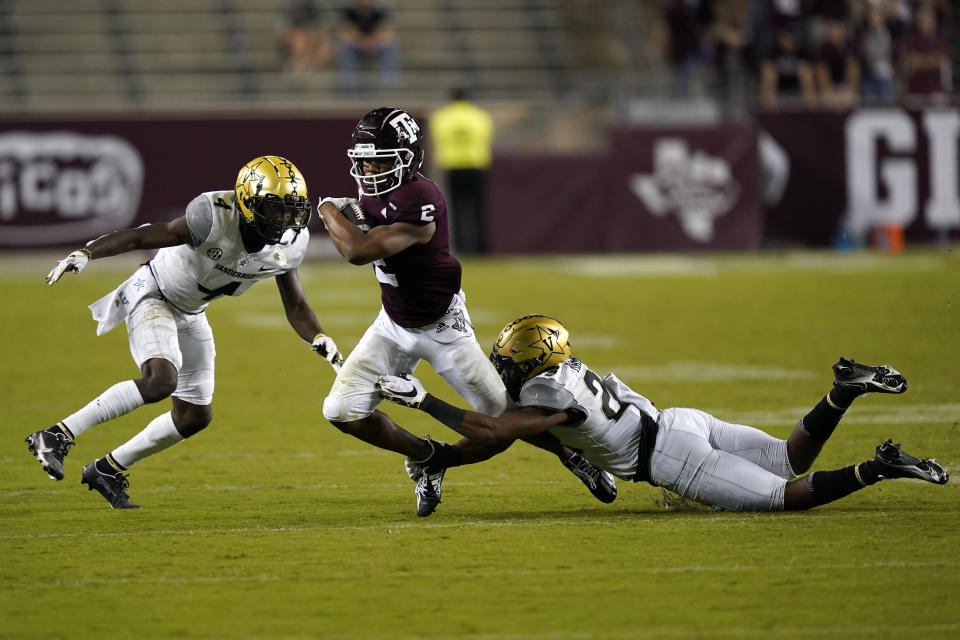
[198,281,241,300]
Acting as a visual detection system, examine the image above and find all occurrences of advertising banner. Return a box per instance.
[605,125,761,251]
[0,115,358,249]
[489,126,761,253]
[758,106,960,245]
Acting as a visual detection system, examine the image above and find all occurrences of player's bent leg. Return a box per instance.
[783,439,948,511]
[26,377,147,481]
[171,397,212,437]
[431,335,510,416]
[135,358,178,403]
[651,408,787,511]
[781,357,908,474]
[707,415,795,480]
[329,411,434,459]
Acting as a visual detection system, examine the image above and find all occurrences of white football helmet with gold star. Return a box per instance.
[489,314,572,401]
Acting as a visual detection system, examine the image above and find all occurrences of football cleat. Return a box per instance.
[81,460,142,509]
[25,426,74,481]
[415,465,445,517]
[833,358,907,394]
[872,439,949,485]
[562,451,617,504]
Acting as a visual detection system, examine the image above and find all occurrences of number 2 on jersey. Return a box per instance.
[583,369,629,420]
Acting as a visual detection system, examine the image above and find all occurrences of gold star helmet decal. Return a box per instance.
[490,314,571,400]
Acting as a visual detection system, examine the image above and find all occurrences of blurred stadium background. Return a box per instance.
[1,1,958,639]
[0,0,956,254]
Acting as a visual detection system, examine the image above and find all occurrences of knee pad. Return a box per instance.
[322,392,373,423]
[322,394,345,422]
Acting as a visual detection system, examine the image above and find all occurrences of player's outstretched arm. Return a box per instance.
[44,217,191,285]
[376,374,567,444]
[275,270,343,370]
[318,200,434,265]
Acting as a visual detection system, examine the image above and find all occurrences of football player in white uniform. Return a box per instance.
[376,314,948,512]
[26,156,343,509]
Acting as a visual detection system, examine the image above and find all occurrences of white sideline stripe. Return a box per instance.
[0,510,955,541]
[615,362,815,381]
[555,253,947,278]
[453,624,960,640]
[475,625,960,640]
[708,403,960,427]
[5,558,954,586]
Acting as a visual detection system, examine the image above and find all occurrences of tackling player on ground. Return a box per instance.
[26,156,343,508]
[377,314,948,512]
[318,107,616,516]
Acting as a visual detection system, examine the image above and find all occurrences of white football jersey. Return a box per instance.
[519,358,659,479]
[150,190,309,314]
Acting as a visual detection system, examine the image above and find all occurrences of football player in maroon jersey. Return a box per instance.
[318,107,615,516]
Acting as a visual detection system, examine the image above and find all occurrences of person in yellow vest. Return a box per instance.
[429,88,493,255]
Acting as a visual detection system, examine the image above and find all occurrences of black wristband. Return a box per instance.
[420,394,466,431]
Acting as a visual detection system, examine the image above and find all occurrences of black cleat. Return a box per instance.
[415,465,445,517]
[873,439,949,485]
[563,452,617,504]
[25,426,74,481]
[833,358,907,394]
[81,460,142,509]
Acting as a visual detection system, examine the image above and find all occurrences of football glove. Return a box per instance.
[319,196,359,211]
[404,456,423,481]
[311,333,344,370]
[375,374,427,409]
[44,248,91,285]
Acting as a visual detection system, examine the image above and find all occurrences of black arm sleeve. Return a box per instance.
[420,394,467,431]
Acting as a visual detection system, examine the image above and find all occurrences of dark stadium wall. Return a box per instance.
[0,107,956,252]
[489,125,763,253]
[0,115,358,249]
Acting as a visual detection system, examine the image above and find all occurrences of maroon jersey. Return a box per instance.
[359,173,462,327]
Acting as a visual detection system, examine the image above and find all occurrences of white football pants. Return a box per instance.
[322,292,509,422]
[650,408,795,511]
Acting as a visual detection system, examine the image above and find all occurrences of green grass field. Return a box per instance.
[1,249,958,639]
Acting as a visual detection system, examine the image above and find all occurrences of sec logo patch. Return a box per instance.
[207,248,223,260]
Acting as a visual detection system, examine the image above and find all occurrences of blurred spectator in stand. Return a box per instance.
[814,19,860,109]
[857,2,896,101]
[709,0,752,115]
[760,27,817,109]
[336,0,398,90]
[899,4,951,102]
[279,0,332,72]
[649,0,713,98]
[429,88,494,256]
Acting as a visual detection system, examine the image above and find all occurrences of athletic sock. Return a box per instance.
[96,453,127,475]
[61,380,144,438]
[799,388,858,441]
[50,422,75,440]
[415,439,463,469]
[808,460,883,507]
[829,386,861,407]
[110,411,184,469]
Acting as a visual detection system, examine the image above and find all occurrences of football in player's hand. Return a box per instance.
[339,201,370,231]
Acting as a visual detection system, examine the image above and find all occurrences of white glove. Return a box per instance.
[376,374,427,409]
[44,249,91,285]
[404,457,423,481]
[311,333,343,370]
[319,196,359,211]
[404,437,448,481]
